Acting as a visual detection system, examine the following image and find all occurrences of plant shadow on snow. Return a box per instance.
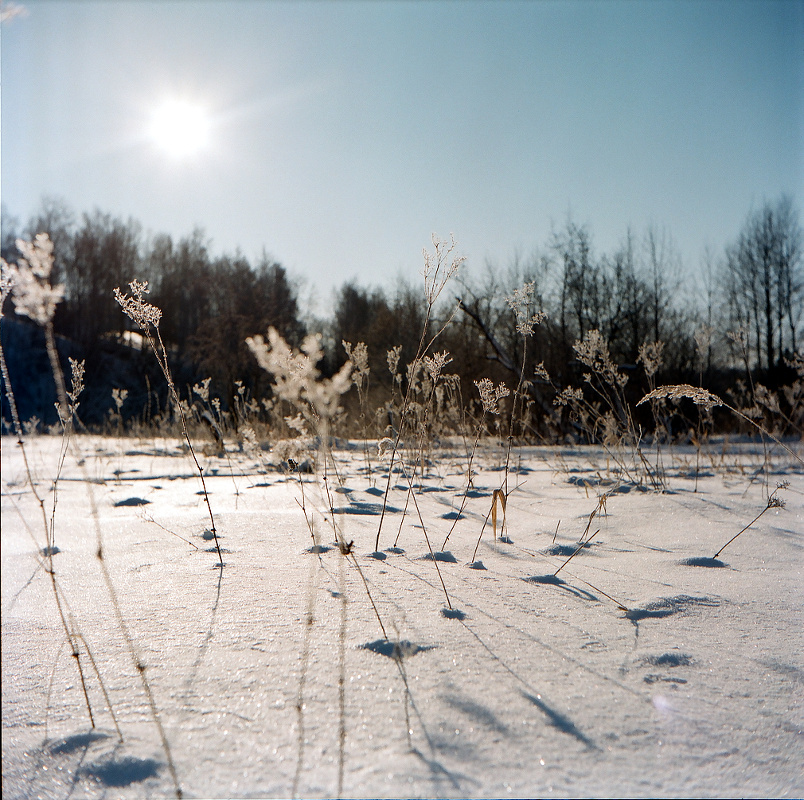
[47,730,111,755]
[624,594,721,621]
[409,746,478,793]
[680,556,728,568]
[521,691,598,749]
[443,694,511,736]
[359,639,435,660]
[113,496,150,507]
[331,502,402,515]
[542,541,596,557]
[640,652,694,667]
[79,755,161,787]
[420,550,458,563]
[524,574,599,602]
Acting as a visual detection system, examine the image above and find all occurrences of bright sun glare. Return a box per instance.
[148,99,211,159]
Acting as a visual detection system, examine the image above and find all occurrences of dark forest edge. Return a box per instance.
[1,195,801,448]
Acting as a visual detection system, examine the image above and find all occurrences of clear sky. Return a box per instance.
[2,0,802,299]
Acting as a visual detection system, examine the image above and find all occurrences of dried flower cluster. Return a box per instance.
[637,341,664,379]
[423,351,452,385]
[573,329,627,389]
[193,377,212,404]
[113,280,162,330]
[112,387,128,413]
[386,345,402,378]
[422,234,465,306]
[533,362,550,381]
[505,282,546,337]
[66,357,85,407]
[554,386,584,407]
[343,341,369,390]
[475,378,509,415]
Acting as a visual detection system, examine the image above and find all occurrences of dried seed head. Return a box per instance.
[67,358,85,406]
[638,341,664,378]
[423,351,452,384]
[573,330,627,388]
[505,282,546,337]
[475,378,509,415]
[422,234,465,305]
[193,377,212,403]
[387,345,402,376]
[533,362,550,381]
[638,384,723,410]
[554,387,584,407]
[112,387,128,412]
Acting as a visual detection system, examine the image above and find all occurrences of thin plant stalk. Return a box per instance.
[713,482,787,559]
[114,281,223,566]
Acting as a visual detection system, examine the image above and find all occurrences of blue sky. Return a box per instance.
[2,0,802,299]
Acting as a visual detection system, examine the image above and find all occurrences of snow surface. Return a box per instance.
[2,434,803,798]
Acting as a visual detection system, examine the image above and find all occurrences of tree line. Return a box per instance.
[1,195,801,435]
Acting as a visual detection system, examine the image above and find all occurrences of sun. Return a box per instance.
[148,98,211,159]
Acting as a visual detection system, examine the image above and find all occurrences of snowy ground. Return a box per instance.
[2,434,803,799]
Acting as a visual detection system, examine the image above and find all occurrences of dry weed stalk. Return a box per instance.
[374,235,465,550]
[4,239,182,797]
[1,238,105,730]
[638,384,803,468]
[713,481,788,559]
[441,378,509,550]
[115,280,223,566]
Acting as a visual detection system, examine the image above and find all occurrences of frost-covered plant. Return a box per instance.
[115,279,222,566]
[506,280,546,337]
[5,233,65,327]
[485,281,548,525]
[422,233,465,308]
[638,384,803,474]
[712,481,788,560]
[343,340,374,477]
[112,386,128,414]
[442,378,509,552]
[476,377,510,417]
[1,236,127,754]
[247,328,353,425]
[559,329,664,489]
[637,340,668,482]
[375,236,465,552]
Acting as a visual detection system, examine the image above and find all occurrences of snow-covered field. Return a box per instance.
[2,434,802,799]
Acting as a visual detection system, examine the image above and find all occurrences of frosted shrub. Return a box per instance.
[247,327,353,423]
[5,233,64,326]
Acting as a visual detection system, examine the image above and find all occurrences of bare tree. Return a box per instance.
[725,196,802,370]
